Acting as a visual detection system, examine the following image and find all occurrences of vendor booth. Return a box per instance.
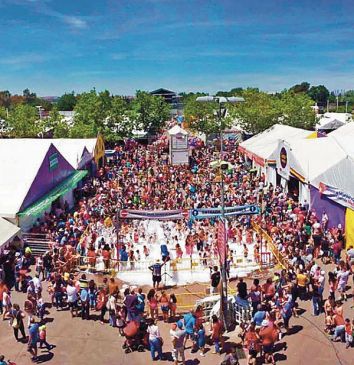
[168,125,189,165]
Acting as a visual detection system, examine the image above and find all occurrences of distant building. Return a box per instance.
[150,88,178,104]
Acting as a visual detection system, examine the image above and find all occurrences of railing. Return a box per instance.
[252,222,290,270]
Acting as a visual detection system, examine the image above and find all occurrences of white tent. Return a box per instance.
[239,124,313,166]
[316,112,352,131]
[168,125,188,136]
[49,138,97,169]
[0,140,56,219]
[329,122,354,138]
[285,138,347,183]
[0,217,21,252]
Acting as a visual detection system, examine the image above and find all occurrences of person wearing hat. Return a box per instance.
[149,259,165,290]
[170,322,186,365]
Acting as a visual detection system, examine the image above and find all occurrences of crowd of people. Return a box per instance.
[0,126,353,364]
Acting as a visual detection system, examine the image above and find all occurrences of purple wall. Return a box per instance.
[21,144,75,210]
[310,185,346,229]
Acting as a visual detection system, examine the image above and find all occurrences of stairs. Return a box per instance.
[22,233,51,256]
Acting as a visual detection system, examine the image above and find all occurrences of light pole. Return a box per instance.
[196,95,244,328]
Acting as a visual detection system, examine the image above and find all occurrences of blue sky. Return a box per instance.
[1,0,354,96]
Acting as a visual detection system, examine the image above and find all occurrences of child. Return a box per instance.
[344,318,353,348]
[169,293,177,319]
[196,324,206,357]
[39,325,52,350]
[116,305,126,336]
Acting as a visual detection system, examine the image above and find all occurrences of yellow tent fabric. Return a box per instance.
[306,131,318,139]
[345,208,354,249]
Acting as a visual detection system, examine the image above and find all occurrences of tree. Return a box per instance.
[183,94,220,135]
[290,82,310,94]
[56,92,77,111]
[43,107,70,138]
[105,96,131,140]
[7,104,40,137]
[71,89,112,138]
[229,89,316,134]
[22,88,37,105]
[130,91,170,134]
[307,85,329,104]
[0,90,11,108]
[278,91,316,130]
[229,89,281,134]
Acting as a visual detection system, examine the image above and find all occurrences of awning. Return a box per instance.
[18,170,88,217]
[0,217,21,250]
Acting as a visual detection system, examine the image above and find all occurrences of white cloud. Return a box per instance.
[0,53,49,66]
[62,15,88,29]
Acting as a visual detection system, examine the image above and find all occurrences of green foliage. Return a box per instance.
[130,91,170,134]
[229,89,315,134]
[7,104,40,137]
[46,107,70,138]
[105,96,131,141]
[184,93,221,135]
[307,85,330,104]
[56,92,77,111]
[0,90,11,108]
[289,82,310,94]
[229,89,281,134]
[72,89,112,138]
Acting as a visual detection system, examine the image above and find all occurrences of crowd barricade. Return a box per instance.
[233,302,252,324]
[252,222,290,270]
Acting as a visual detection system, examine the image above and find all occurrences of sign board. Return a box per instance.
[49,153,58,171]
[171,134,188,149]
[171,150,189,165]
[276,141,290,180]
[319,182,354,209]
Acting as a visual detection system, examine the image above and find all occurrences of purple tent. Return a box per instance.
[310,185,345,229]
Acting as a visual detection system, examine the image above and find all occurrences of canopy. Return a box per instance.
[0,217,20,251]
[284,138,347,183]
[168,125,188,136]
[316,112,352,131]
[329,122,354,138]
[238,124,313,166]
[18,170,88,217]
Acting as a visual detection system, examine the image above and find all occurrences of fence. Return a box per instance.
[252,222,290,270]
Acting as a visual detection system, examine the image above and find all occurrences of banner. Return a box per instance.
[319,182,354,210]
[277,141,290,181]
[118,205,260,221]
[217,220,226,264]
[119,209,188,220]
[345,209,354,249]
[190,205,260,220]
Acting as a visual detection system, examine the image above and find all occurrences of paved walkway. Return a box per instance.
[0,276,352,365]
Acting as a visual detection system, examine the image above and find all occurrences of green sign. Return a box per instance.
[49,153,58,171]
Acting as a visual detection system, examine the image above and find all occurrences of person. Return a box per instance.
[27,318,39,362]
[97,287,108,324]
[250,279,262,316]
[147,319,163,361]
[39,324,52,350]
[196,323,206,357]
[331,312,346,342]
[221,346,239,365]
[344,318,353,348]
[149,259,164,289]
[236,277,248,300]
[0,280,8,315]
[183,310,197,351]
[252,304,266,328]
[136,288,146,316]
[147,289,159,320]
[244,322,260,365]
[7,303,26,342]
[159,291,169,322]
[210,314,223,354]
[0,355,7,365]
[66,280,78,318]
[281,300,293,334]
[169,293,177,319]
[80,286,90,320]
[170,322,186,365]
[116,305,126,336]
[210,266,221,294]
[259,320,278,365]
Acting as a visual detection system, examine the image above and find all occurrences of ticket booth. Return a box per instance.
[168,125,189,165]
